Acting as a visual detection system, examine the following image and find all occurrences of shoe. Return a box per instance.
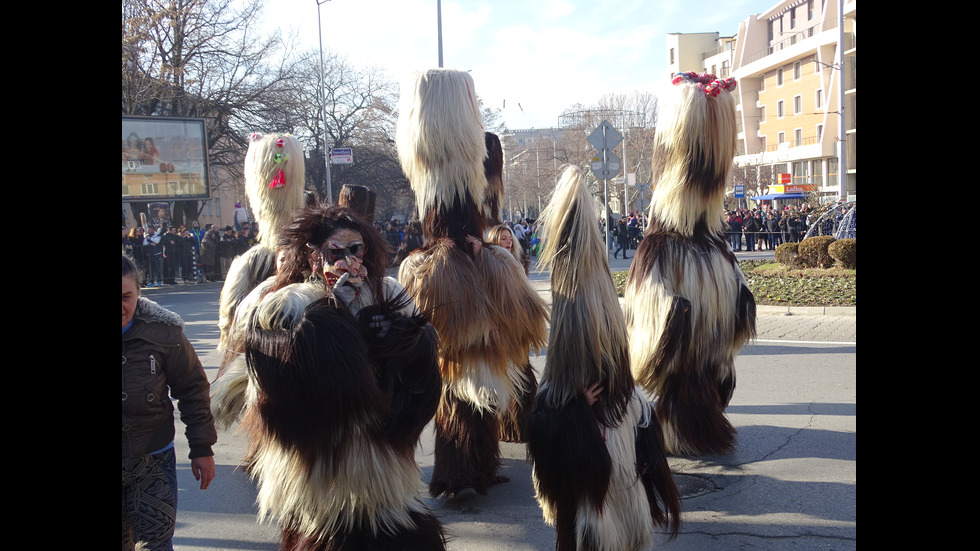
[448,486,477,504]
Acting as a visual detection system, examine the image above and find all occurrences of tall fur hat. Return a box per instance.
[648,73,737,237]
[396,68,488,240]
[244,133,306,248]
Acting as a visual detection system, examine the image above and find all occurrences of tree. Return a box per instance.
[551,92,659,216]
[278,49,409,217]
[122,0,302,226]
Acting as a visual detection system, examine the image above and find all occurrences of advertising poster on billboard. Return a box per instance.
[122,116,210,202]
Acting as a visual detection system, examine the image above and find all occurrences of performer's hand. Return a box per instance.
[191,456,216,490]
[585,382,604,406]
[369,314,393,338]
[465,235,482,256]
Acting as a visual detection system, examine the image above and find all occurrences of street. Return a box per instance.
[147,272,855,551]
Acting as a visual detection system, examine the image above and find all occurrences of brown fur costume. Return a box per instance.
[624,73,756,456]
[481,131,537,444]
[527,165,680,550]
[217,205,447,550]
[395,69,548,498]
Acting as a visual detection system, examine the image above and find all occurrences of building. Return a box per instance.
[732,0,856,204]
[667,0,856,206]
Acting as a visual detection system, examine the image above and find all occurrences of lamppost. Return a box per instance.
[437,0,443,67]
[316,0,334,203]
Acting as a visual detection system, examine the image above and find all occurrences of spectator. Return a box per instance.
[217,226,238,280]
[179,228,198,283]
[199,224,219,282]
[122,254,216,550]
[144,226,164,287]
[726,212,743,251]
[384,221,402,261]
[236,228,255,255]
[765,212,781,249]
[127,227,147,285]
[122,226,134,259]
[752,212,767,250]
[742,210,761,252]
[189,221,205,246]
[627,214,640,250]
[160,225,181,285]
[778,211,790,245]
[613,218,630,259]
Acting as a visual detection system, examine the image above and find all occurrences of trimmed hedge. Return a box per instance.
[798,236,836,268]
[828,238,856,269]
[774,242,803,267]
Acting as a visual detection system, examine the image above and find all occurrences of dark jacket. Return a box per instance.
[200,230,219,264]
[122,297,217,460]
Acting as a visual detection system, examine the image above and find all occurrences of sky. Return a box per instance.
[262,0,778,130]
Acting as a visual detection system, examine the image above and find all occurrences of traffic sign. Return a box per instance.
[587,120,623,151]
[591,151,621,180]
[330,148,353,165]
[588,120,623,181]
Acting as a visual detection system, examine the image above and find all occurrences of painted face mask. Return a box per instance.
[312,229,368,286]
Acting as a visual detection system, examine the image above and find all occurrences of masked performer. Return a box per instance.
[216,204,446,550]
[624,72,757,456]
[216,133,307,367]
[395,68,549,501]
[526,165,680,551]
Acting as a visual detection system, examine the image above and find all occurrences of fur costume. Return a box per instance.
[481,131,537,444]
[624,73,757,456]
[527,165,680,551]
[216,133,307,362]
[395,69,549,498]
[213,205,446,550]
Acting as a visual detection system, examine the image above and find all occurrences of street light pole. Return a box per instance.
[437,0,444,68]
[317,0,334,203]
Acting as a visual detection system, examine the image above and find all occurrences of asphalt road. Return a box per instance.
[146,260,856,551]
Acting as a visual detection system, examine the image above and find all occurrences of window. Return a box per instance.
[669,48,675,64]
[793,160,807,184]
[778,132,785,145]
[816,124,824,142]
[777,100,785,118]
[794,61,801,80]
[808,0,814,21]
[777,68,784,86]
[760,105,766,122]
[815,89,823,109]
[794,128,803,146]
[794,95,802,114]
[790,8,797,29]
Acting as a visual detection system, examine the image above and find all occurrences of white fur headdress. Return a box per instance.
[648,73,737,237]
[396,69,488,220]
[244,133,306,248]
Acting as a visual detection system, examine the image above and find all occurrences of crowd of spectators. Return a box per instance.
[600,204,818,256]
[724,203,815,251]
[122,220,258,287]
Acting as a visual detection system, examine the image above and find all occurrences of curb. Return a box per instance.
[756,304,855,316]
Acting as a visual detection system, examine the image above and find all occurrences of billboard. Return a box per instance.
[122,116,210,202]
